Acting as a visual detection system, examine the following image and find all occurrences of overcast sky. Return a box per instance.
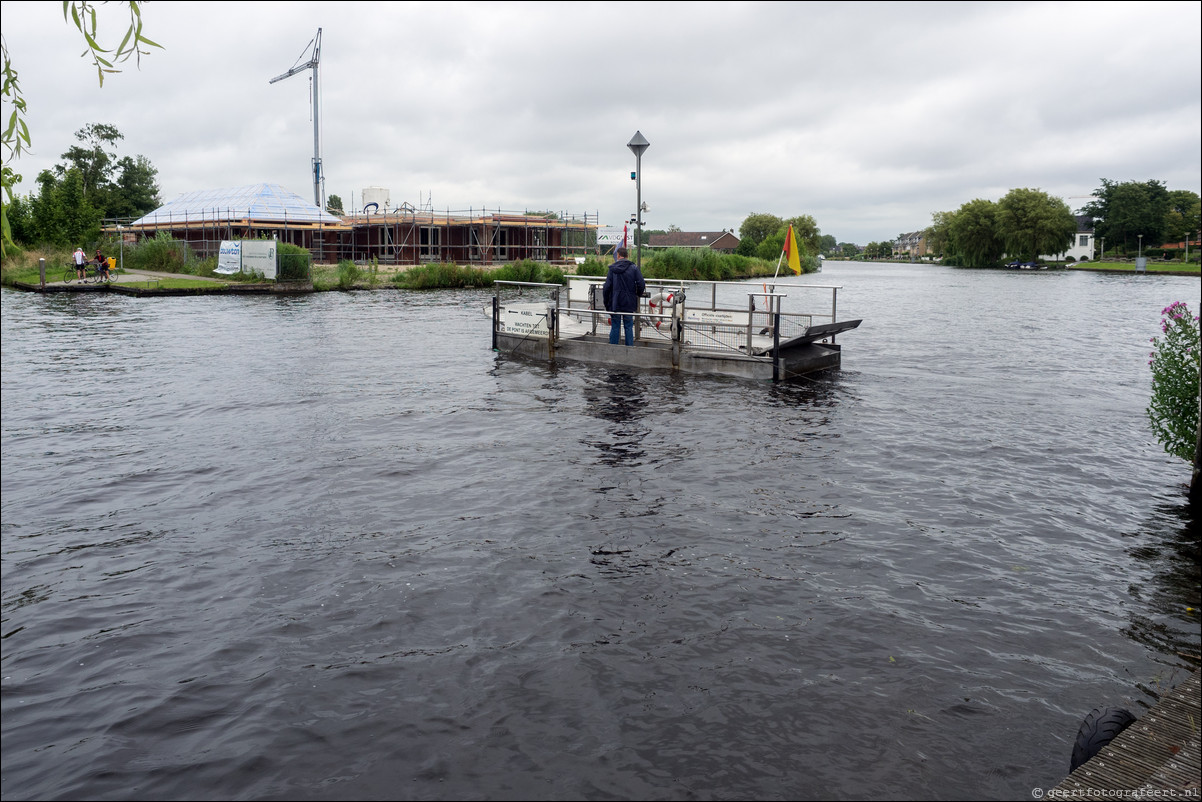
[3,0,1199,244]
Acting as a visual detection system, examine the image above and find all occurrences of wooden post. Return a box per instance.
[773,311,781,382]
[491,295,499,351]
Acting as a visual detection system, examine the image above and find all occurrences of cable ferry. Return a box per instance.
[486,276,861,382]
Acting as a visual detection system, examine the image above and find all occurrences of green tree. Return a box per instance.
[818,234,836,254]
[1081,179,1170,252]
[109,153,160,218]
[737,213,785,255]
[1163,190,1200,247]
[784,214,820,259]
[1146,301,1200,469]
[949,198,1004,268]
[11,125,158,243]
[56,167,99,246]
[997,187,1077,261]
[734,212,824,268]
[1,1,161,253]
[327,193,344,214]
[864,241,892,259]
[56,122,122,204]
[28,169,64,244]
[5,190,31,243]
[27,167,98,247]
[839,242,859,258]
[924,210,957,260]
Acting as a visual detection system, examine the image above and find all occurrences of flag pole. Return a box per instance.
[774,224,791,282]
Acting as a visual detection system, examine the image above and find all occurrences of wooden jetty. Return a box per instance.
[1052,669,1200,798]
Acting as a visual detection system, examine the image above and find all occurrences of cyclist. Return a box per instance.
[73,247,86,280]
[93,249,109,281]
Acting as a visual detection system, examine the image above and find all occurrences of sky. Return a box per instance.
[2,0,1200,245]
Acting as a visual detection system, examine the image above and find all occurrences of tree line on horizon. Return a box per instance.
[638,214,846,273]
[701,180,1200,268]
[923,181,1200,268]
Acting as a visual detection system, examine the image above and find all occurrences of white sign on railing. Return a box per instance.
[685,309,743,325]
[500,304,549,338]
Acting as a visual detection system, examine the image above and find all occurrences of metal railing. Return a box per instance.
[493,278,844,358]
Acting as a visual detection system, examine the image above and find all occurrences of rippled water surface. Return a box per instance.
[2,262,1198,801]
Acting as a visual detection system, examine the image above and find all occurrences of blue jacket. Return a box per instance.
[602,259,646,313]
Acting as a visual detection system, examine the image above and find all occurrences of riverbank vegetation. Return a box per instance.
[1,239,274,287]
[1145,301,1201,504]
[927,188,1078,267]
[308,248,789,292]
[925,180,1200,268]
[1068,261,1200,276]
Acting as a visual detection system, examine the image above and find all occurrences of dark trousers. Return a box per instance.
[609,314,634,345]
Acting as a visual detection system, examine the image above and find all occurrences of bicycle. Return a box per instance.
[61,263,115,284]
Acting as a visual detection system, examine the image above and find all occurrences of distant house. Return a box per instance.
[648,231,740,253]
[1041,215,1095,262]
[1162,236,1199,253]
[896,231,927,259]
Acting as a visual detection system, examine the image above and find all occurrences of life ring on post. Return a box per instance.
[648,291,675,330]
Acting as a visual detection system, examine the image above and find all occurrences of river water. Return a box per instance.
[2,262,1198,801]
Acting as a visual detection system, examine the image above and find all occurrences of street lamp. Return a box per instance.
[1138,234,1143,259]
[627,130,650,267]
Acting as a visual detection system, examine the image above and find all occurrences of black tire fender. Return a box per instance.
[1070,706,1136,772]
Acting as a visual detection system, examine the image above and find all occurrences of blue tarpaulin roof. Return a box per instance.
[130,183,342,226]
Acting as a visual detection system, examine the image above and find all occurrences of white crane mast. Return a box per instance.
[270,28,324,209]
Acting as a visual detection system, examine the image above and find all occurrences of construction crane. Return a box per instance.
[270,28,324,209]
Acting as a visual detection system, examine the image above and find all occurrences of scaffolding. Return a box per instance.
[110,205,600,266]
[339,206,599,266]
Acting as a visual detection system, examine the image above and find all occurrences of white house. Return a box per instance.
[1042,215,1095,262]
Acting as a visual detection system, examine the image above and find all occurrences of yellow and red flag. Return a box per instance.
[783,225,802,275]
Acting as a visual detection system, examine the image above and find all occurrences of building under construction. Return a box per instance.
[118,184,600,266]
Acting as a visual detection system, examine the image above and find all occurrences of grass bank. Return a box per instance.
[0,245,275,288]
[5,246,807,292]
[1067,261,1199,277]
[118,277,238,290]
[313,250,796,291]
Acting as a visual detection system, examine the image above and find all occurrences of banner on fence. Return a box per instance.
[215,240,277,279]
[216,241,242,274]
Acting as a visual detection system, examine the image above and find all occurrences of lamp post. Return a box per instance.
[627,130,649,267]
[1138,234,1143,259]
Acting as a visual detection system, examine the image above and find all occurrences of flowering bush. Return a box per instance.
[1147,301,1200,461]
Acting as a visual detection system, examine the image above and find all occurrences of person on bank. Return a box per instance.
[93,248,107,279]
[73,247,86,280]
[602,247,646,346]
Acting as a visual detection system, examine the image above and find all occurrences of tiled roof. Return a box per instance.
[648,231,739,248]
